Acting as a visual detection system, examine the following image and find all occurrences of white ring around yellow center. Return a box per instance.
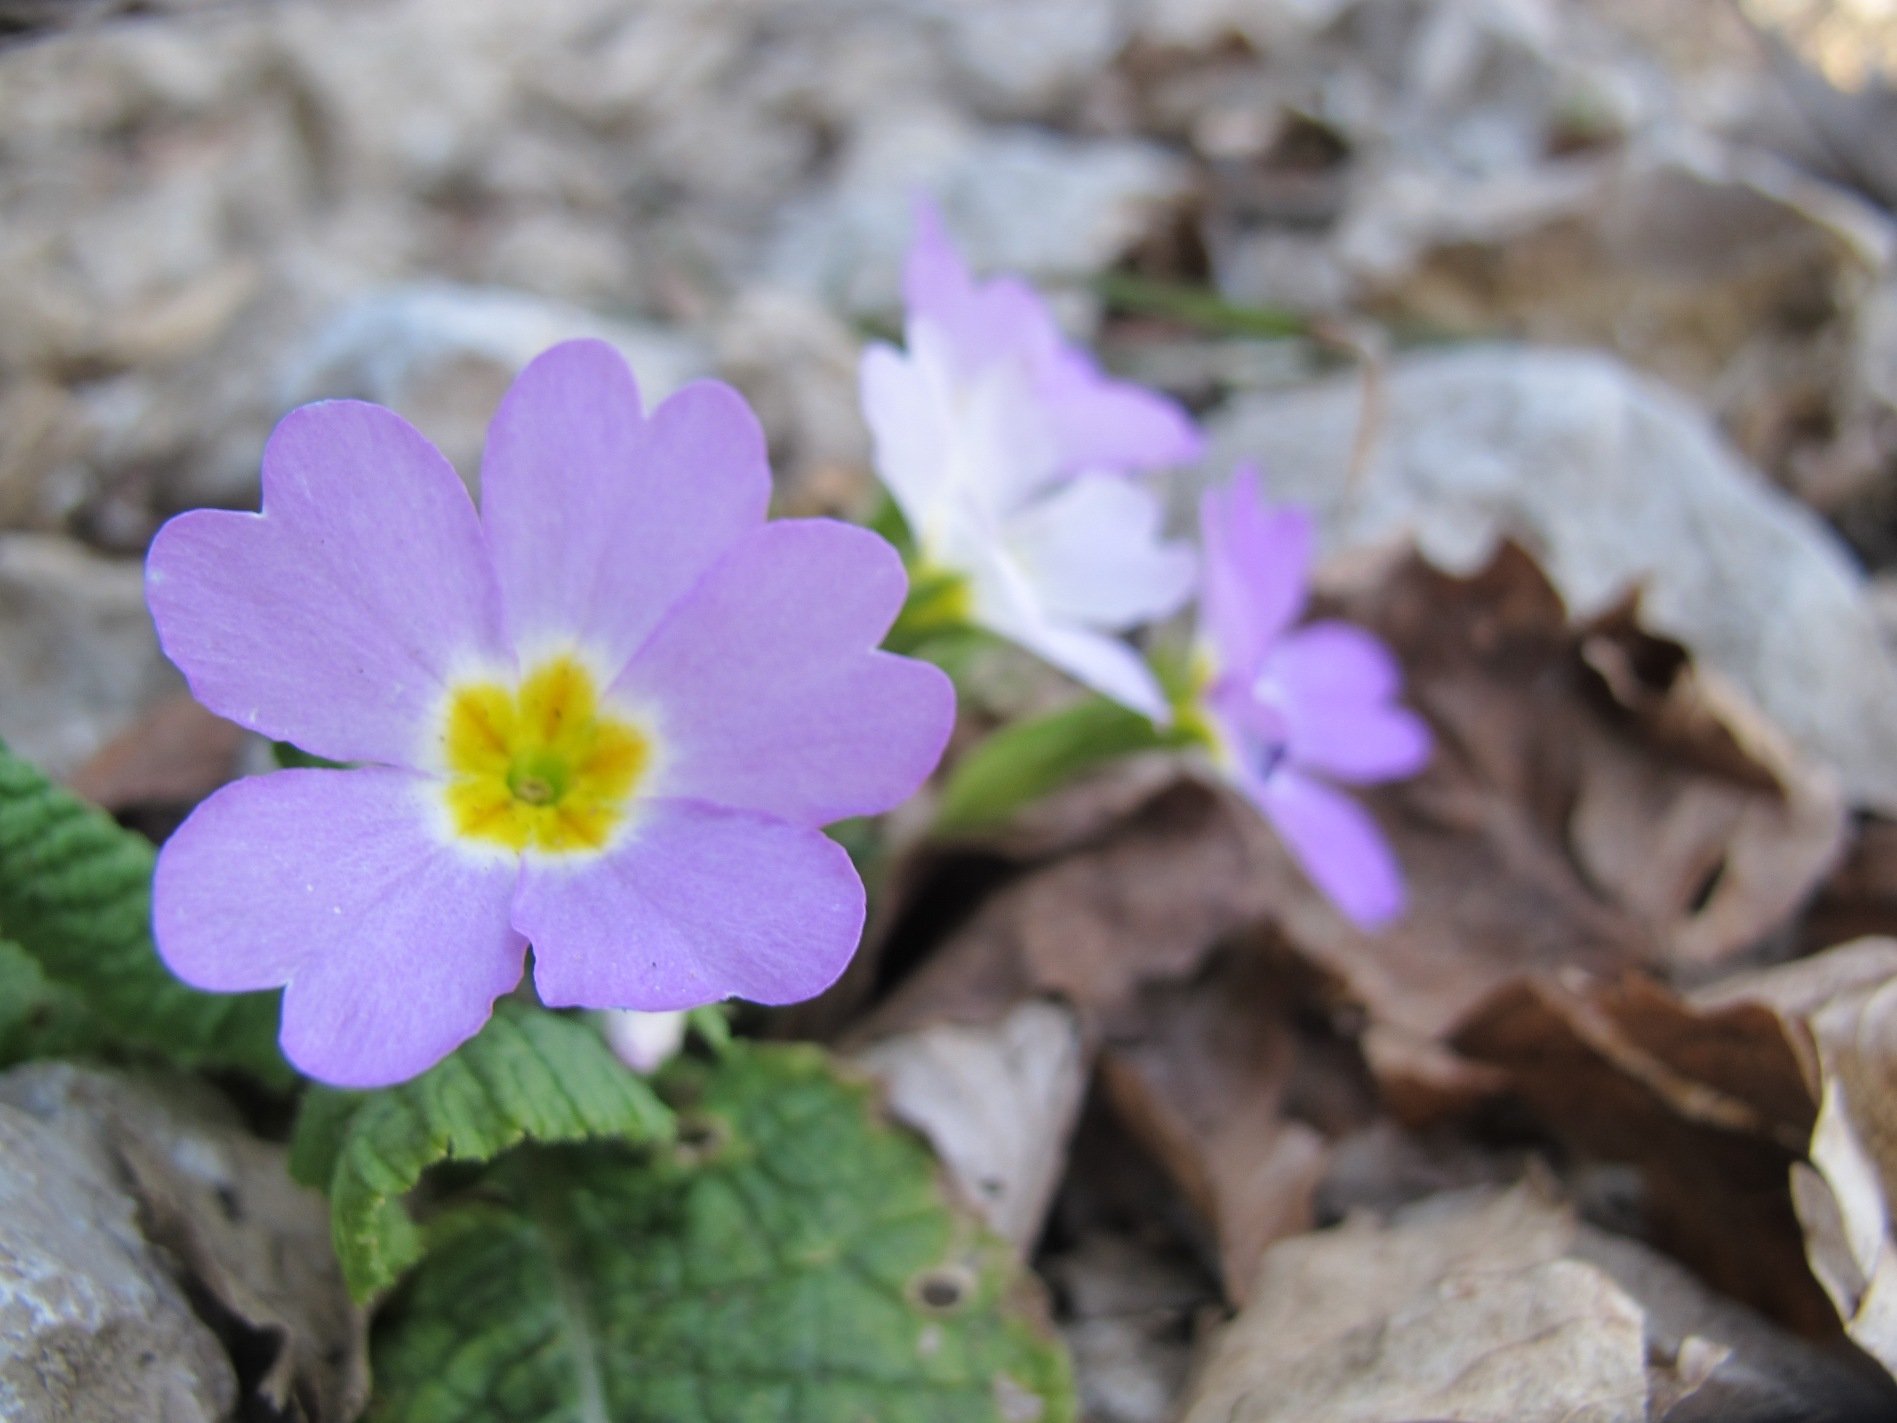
[439,654,650,855]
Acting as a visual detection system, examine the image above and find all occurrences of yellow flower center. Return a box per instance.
[439,655,651,855]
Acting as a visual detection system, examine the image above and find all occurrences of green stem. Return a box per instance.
[885,565,975,655]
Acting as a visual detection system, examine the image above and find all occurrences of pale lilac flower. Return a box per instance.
[146,340,954,1088]
[859,203,1200,720]
[1194,468,1430,927]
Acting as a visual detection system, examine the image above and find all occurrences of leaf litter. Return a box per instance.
[11,0,1897,1419]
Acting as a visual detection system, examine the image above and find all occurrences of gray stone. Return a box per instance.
[0,1103,234,1423]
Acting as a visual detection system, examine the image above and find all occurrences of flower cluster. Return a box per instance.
[859,203,1199,720]
[862,208,1429,926]
[146,206,1430,1090]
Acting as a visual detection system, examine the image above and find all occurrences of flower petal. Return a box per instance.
[860,339,957,536]
[902,199,1061,381]
[152,768,525,1087]
[953,520,1171,719]
[1039,347,1204,473]
[1287,702,1433,784]
[1268,619,1403,704]
[520,800,864,1011]
[147,401,508,767]
[1247,767,1405,928]
[1198,466,1312,680]
[1263,620,1430,783]
[1003,474,1197,631]
[615,519,955,825]
[480,340,770,673]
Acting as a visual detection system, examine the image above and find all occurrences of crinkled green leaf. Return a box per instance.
[935,694,1174,836]
[0,739,290,1083]
[289,1081,370,1191]
[369,1042,1076,1423]
[312,1000,674,1301]
[0,936,106,1067]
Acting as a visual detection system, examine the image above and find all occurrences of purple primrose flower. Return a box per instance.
[146,340,955,1088]
[1195,468,1430,927]
[860,202,1201,720]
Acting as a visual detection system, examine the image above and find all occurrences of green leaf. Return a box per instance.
[288,1082,370,1191]
[0,739,290,1084]
[886,562,976,656]
[312,1000,675,1301]
[0,936,106,1067]
[369,1042,1076,1423]
[935,694,1175,836]
[1093,271,1311,340]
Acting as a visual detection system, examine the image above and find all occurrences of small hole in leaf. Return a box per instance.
[674,1113,730,1163]
[910,1264,975,1313]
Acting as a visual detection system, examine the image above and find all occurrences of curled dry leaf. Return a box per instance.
[1796,821,1897,957]
[1453,971,1832,1333]
[1262,543,1844,1112]
[1705,936,1897,1383]
[0,1062,368,1422]
[865,777,1274,1037]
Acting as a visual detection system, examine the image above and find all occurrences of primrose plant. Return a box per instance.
[0,197,1433,1422]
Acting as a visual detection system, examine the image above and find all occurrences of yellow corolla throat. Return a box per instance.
[438,655,651,855]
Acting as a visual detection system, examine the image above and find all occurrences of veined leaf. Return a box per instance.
[0,739,289,1083]
[369,1042,1076,1423]
[300,1000,674,1301]
[935,694,1176,836]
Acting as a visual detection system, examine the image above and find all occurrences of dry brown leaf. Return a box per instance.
[1097,943,1373,1302]
[1236,544,1846,1113]
[64,691,243,813]
[1179,1181,1656,1423]
[1710,936,1897,1382]
[863,777,1273,1037]
[853,998,1088,1253]
[1180,1172,1896,1423]
[1453,972,1831,1333]
[1797,819,1897,954]
[0,1063,368,1422]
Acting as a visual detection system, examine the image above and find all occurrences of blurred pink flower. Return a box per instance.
[1195,467,1430,927]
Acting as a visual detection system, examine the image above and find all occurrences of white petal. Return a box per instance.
[1002,474,1197,631]
[956,529,1171,721]
[860,341,953,536]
